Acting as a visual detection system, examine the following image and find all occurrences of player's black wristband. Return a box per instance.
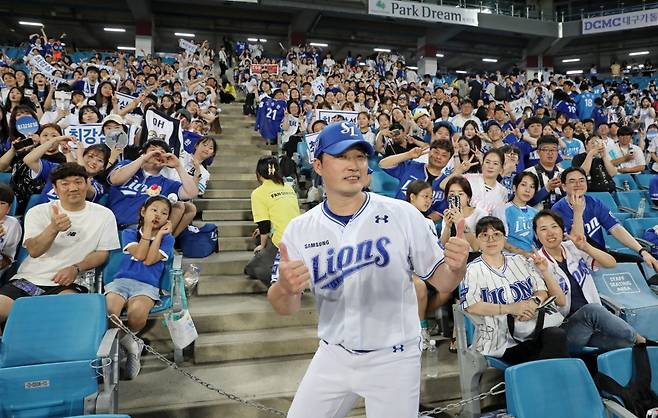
[638,248,648,257]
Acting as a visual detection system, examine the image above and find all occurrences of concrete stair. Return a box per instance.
[118,102,496,418]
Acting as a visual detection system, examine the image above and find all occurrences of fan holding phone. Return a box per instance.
[440,175,487,253]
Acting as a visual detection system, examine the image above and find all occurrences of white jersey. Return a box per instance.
[538,241,601,318]
[460,254,547,357]
[463,174,509,216]
[272,192,444,351]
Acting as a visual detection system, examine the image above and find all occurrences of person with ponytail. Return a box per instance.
[244,156,300,285]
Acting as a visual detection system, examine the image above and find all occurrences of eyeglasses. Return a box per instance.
[539,147,558,153]
[477,232,505,242]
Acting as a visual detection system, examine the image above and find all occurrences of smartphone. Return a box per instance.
[538,295,557,309]
[14,138,35,151]
[448,195,461,209]
[11,278,45,296]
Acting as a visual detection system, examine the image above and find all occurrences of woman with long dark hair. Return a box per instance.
[244,156,300,285]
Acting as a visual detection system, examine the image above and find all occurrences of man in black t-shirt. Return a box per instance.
[572,135,616,193]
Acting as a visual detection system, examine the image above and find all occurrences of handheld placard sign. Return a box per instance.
[16,115,39,136]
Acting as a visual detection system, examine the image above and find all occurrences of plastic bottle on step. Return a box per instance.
[637,197,646,218]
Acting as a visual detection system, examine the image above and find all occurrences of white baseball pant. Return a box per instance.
[287,338,421,418]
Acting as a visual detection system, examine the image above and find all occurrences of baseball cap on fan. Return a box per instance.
[314,121,374,159]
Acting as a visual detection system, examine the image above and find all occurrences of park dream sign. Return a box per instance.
[368,0,479,27]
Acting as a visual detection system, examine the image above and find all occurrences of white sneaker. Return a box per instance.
[121,335,144,380]
[421,328,430,351]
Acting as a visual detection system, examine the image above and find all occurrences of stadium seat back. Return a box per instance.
[0,294,106,367]
[296,141,312,174]
[597,346,658,394]
[603,232,636,256]
[586,192,619,212]
[369,171,399,198]
[592,263,658,341]
[634,173,653,190]
[505,358,606,418]
[616,191,658,216]
[0,360,98,418]
[8,196,17,217]
[623,217,658,238]
[613,174,638,191]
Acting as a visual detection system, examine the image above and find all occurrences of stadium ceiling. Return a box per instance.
[1,0,656,73]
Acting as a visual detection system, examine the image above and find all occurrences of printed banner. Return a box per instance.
[314,109,359,124]
[65,124,137,147]
[29,55,58,75]
[250,63,280,75]
[116,92,135,110]
[144,108,182,155]
[582,9,658,34]
[42,73,67,88]
[179,39,198,54]
[304,132,320,163]
[368,0,479,27]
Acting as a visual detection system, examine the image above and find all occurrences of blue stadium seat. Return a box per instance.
[8,196,17,217]
[369,171,399,198]
[597,346,658,411]
[622,217,658,240]
[592,263,658,341]
[0,294,119,416]
[505,358,635,418]
[0,172,11,185]
[367,155,383,172]
[612,174,638,191]
[296,141,312,175]
[603,232,636,256]
[634,173,654,191]
[616,191,658,217]
[585,192,633,221]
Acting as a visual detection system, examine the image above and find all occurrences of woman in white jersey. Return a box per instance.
[461,216,569,365]
[267,121,470,418]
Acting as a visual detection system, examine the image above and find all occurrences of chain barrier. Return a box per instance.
[418,382,506,417]
[109,314,504,417]
[108,314,287,417]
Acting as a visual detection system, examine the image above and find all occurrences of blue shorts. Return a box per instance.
[104,278,160,302]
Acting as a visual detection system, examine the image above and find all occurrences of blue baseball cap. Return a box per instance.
[314,121,374,159]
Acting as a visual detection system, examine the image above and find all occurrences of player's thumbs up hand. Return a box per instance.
[277,243,310,296]
[445,218,469,273]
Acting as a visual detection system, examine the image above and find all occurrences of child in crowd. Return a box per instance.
[105,196,175,379]
[0,184,21,282]
[406,180,451,350]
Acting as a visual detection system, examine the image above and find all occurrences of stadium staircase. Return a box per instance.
[117,103,502,418]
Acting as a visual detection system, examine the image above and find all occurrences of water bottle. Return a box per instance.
[171,268,184,313]
[423,340,439,378]
[637,197,646,218]
[623,180,630,191]
[184,264,201,296]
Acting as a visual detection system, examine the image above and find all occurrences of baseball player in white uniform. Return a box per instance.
[267,121,470,418]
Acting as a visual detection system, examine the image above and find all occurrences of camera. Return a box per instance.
[391,129,401,136]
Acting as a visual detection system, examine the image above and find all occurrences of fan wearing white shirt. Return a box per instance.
[439,148,508,216]
[607,126,646,174]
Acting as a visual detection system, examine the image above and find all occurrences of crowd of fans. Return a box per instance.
[246,44,658,363]
[0,34,228,379]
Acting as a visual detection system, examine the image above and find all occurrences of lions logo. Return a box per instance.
[146,184,162,196]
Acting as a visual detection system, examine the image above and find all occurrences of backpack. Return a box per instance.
[494,83,509,102]
[177,224,219,258]
[595,344,658,417]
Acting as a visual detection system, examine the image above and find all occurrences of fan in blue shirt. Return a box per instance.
[107,140,199,227]
[575,86,596,120]
[258,90,286,144]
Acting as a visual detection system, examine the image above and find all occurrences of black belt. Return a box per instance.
[322,339,374,354]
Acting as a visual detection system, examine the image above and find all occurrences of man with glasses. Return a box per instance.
[552,167,658,268]
[526,136,564,210]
